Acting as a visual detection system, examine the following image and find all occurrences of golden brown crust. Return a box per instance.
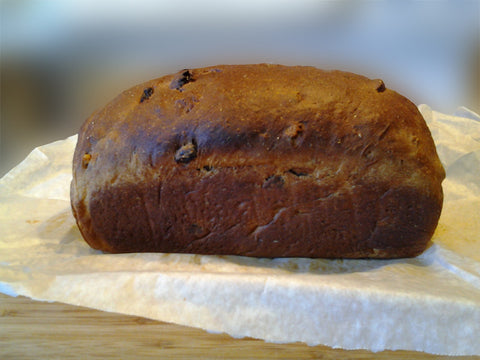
[70,64,445,258]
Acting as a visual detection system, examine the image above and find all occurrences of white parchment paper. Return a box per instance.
[1,105,479,355]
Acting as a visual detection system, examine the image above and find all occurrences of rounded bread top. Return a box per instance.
[73,64,445,189]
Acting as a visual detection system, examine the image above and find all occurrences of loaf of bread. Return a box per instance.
[71,64,445,258]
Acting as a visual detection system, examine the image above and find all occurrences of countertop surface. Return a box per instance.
[0,293,477,360]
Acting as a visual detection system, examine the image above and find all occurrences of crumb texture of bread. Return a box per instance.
[70,64,445,258]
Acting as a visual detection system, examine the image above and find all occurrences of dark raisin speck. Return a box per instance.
[288,169,308,177]
[170,70,195,91]
[375,80,386,93]
[140,87,154,103]
[174,142,197,164]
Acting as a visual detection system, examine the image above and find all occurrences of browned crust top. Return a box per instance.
[74,64,444,183]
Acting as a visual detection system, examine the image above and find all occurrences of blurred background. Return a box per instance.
[1,0,479,176]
